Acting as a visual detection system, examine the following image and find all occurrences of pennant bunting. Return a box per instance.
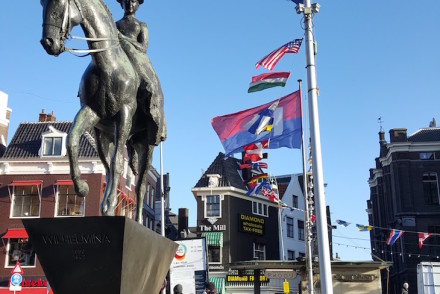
[248,173,268,185]
[255,39,303,71]
[419,232,431,249]
[211,91,302,156]
[247,180,271,196]
[386,229,404,246]
[243,140,269,162]
[356,224,372,232]
[248,72,291,93]
[335,219,351,227]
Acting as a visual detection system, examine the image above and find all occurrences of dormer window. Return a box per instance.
[40,126,67,157]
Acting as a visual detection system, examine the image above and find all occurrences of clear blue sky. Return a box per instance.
[1,1,439,261]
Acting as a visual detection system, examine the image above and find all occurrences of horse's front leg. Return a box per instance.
[67,106,100,198]
[100,105,134,216]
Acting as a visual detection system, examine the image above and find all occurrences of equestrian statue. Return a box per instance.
[40,0,166,224]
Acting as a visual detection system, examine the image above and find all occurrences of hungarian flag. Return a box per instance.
[255,39,303,71]
[248,72,291,93]
[419,232,431,249]
[386,229,404,246]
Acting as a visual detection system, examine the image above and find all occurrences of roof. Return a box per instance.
[408,127,440,142]
[194,152,247,190]
[3,121,98,159]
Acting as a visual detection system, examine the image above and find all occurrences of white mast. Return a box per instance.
[296,1,333,293]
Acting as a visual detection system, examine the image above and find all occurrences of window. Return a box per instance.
[150,188,155,208]
[423,173,439,205]
[43,137,62,156]
[420,152,435,160]
[146,184,151,207]
[56,185,85,216]
[253,243,266,260]
[6,238,36,267]
[298,220,305,241]
[11,185,41,218]
[252,201,268,217]
[208,246,221,263]
[286,217,294,238]
[292,195,299,209]
[206,195,220,217]
[287,250,295,260]
[298,252,306,258]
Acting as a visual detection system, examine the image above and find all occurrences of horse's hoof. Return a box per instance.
[74,180,89,198]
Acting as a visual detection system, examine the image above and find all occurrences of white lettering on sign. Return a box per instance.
[199,224,226,231]
[264,270,297,279]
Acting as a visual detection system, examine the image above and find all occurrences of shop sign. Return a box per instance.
[22,277,49,287]
[334,273,378,282]
[226,275,269,283]
[199,224,226,231]
[265,270,297,279]
[238,214,265,236]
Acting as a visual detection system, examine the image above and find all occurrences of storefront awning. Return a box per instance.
[2,228,28,239]
[202,232,223,247]
[209,277,225,294]
[9,181,42,187]
[55,180,73,185]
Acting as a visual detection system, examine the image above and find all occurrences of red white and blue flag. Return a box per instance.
[419,232,431,249]
[211,91,302,156]
[243,140,269,162]
[256,39,303,71]
[386,229,404,246]
[240,162,268,170]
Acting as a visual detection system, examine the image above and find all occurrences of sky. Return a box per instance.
[1,1,439,261]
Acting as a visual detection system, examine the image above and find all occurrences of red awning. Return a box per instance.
[9,181,43,187]
[2,229,28,239]
[55,180,73,185]
[0,288,53,294]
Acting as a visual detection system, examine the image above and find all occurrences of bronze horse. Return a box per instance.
[40,0,165,223]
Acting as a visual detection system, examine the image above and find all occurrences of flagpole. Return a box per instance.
[297,0,333,293]
[299,79,314,294]
[160,142,166,294]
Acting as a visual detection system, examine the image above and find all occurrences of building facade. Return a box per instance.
[367,126,440,293]
[0,109,158,292]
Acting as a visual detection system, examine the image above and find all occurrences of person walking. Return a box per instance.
[402,282,409,294]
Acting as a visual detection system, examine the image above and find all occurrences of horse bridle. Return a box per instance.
[43,0,119,56]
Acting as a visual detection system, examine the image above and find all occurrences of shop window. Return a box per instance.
[253,243,266,260]
[56,185,85,216]
[10,185,40,218]
[292,195,299,208]
[206,195,221,217]
[252,201,268,217]
[208,246,222,263]
[286,217,294,238]
[6,238,36,267]
[298,220,305,241]
[287,250,295,260]
[423,172,440,205]
[420,152,435,160]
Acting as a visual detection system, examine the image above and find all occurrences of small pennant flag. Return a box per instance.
[335,219,351,227]
[386,229,404,246]
[356,224,373,232]
[248,72,291,93]
[243,140,269,162]
[256,39,303,71]
[239,162,268,170]
[419,232,432,249]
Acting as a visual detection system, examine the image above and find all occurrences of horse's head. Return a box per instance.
[40,0,82,56]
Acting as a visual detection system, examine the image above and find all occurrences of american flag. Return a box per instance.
[256,39,303,71]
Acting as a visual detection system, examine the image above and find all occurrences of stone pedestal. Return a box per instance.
[23,216,178,294]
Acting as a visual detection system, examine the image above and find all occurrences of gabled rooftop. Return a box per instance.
[408,127,440,142]
[194,152,247,190]
[2,121,98,159]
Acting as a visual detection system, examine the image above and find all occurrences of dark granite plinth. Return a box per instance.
[23,216,178,294]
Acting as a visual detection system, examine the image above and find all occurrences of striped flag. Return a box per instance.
[356,224,372,232]
[256,39,303,71]
[248,72,291,93]
[419,232,431,249]
[239,162,268,170]
[386,229,404,246]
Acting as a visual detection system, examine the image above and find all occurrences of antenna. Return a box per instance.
[378,116,384,132]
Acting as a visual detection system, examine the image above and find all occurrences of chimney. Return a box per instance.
[389,128,407,143]
[39,109,56,122]
[178,208,189,237]
[379,131,387,157]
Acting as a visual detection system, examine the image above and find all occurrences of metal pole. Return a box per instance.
[299,79,314,294]
[160,142,165,237]
[278,207,285,260]
[302,1,333,293]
